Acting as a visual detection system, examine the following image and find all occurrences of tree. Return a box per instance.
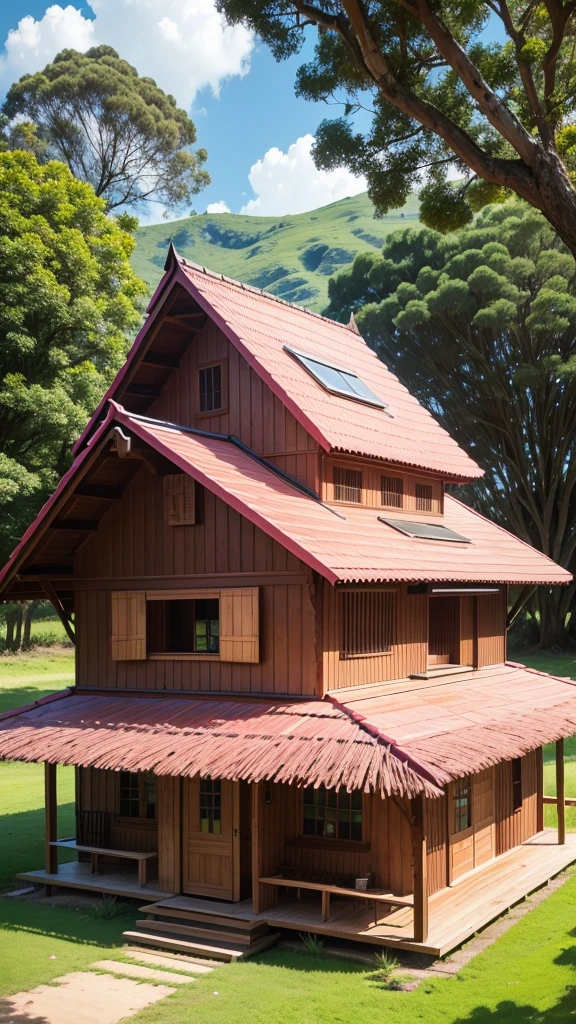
[218,0,576,257]
[0,149,146,565]
[2,46,210,213]
[325,201,576,647]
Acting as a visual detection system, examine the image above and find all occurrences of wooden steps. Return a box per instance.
[122,929,279,961]
[123,896,278,961]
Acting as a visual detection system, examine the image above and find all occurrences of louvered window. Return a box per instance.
[334,467,362,503]
[381,474,404,509]
[415,482,434,511]
[340,590,395,658]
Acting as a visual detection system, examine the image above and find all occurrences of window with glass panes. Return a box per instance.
[200,779,222,834]
[303,785,363,841]
[452,776,472,833]
[147,598,219,654]
[199,364,223,413]
[119,771,156,819]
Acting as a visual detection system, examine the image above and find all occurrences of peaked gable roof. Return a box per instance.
[73,251,483,482]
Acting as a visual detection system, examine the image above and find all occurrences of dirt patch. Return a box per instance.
[0,971,174,1024]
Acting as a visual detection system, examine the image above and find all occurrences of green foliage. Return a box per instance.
[371,949,399,981]
[299,933,325,956]
[82,896,134,920]
[0,149,145,564]
[131,192,421,312]
[327,201,576,646]
[3,46,209,213]
[217,0,576,252]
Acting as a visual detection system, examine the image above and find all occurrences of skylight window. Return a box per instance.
[378,517,471,543]
[284,346,387,409]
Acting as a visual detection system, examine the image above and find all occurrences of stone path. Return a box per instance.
[0,948,215,1024]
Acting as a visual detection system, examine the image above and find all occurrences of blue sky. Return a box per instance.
[0,2,370,220]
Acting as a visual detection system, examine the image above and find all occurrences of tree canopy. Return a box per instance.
[217,0,576,257]
[2,46,210,213]
[0,149,146,564]
[326,202,576,647]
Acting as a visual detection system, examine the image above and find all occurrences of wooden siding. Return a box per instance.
[252,782,412,911]
[425,794,447,896]
[460,596,475,666]
[495,749,542,855]
[477,590,507,666]
[78,767,157,852]
[75,471,317,695]
[323,583,428,690]
[147,319,319,492]
[157,775,181,892]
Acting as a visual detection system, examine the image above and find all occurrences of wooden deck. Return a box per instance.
[16,860,172,902]
[16,830,576,956]
[149,831,576,957]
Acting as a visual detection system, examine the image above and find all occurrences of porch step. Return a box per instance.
[136,918,266,946]
[122,929,279,962]
[140,900,259,933]
[409,665,472,681]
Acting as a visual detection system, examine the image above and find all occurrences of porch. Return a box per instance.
[17,829,576,957]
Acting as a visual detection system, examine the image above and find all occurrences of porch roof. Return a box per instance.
[335,661,576,784]
[0,690,440,799]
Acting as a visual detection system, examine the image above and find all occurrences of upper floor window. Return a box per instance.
[199,363,223,413]
[303,785,363,841]
[148,598,219,655]
[119,771,156,819]
[415,482,434,512]
[334,466,362,503]
[453,776,472,833]
[381,474,404,509]
[340,589,395,658]
[512,758,523,811]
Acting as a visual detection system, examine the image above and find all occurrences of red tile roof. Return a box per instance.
[118,411,570,586]
[0,691,438,798]
[335,662,576,783]
[74,255,483,481]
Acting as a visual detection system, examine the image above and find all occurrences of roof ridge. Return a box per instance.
[174,250,360,335]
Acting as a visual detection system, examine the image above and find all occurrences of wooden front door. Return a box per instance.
[182,777,240,900]
[428,596,460,666]
[449,770,495,881]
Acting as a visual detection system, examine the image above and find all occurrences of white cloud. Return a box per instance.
[240,134,367,216]
[206,200,230,214]
[0,1,254,108]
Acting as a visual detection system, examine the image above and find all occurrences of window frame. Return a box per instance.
[333,466,363,503]
[146,589,221,661]
[197,359,228,418]
[323,458,444,514]
[117,771,157,822]
[339,587,396,660]
[302,784,364,843]
[284,345,388,409]
[452,776,473,834]
[381,474,404,509]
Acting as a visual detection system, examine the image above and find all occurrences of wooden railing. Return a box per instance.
[543,795,576,806]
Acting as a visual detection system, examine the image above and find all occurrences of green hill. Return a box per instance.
[131,192,420,312]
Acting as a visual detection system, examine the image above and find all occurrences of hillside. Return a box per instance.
[131,192,420,312]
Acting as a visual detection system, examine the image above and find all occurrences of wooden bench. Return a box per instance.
[51,839,158,887]
[259,874,413,924]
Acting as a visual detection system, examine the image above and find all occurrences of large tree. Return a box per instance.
[2,46,209,213]
[326,202,576,647]
[218,0,576,257]
[0,149,145,564]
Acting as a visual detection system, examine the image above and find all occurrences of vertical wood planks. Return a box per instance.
[163,475,196,526]
[411,795,428,943]
[157,775,181,891]
[219,588,259,663]
[45,762,58,874]
[111,591,146,661]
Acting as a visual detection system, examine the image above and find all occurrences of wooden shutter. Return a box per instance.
[219,588,259,663]
[163,474,196,526]
[111,591,146,661]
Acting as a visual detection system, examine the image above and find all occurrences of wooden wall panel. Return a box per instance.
[495,748,542,855]
[157,775,181,892]
[252,783,413,910]
[459,596,475,667]
[425,795,447,896]
[78,767,157,852]
[323,583,427,690]
[477,591,507,667]
[147,320,319,491]
[75,473,317,695]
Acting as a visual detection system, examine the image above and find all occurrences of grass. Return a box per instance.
[132,192,420,312]
[0,898,137,997]
[126,870,576,1024]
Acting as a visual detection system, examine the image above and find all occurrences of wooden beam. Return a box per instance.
[75,485,123,500]
[556,739,566,845]
[125,383,161,398]
[51,520,99,532]
[45,763,58,874]
[543,795,576,806]
[142,353,180,369]
[251,782,262,914]
[411,794,428,943]
[41,580,76,645]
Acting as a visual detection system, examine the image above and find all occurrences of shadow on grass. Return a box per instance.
[449,990,576,1022]
[249,949,370,975]
[0,899,137,948]
[0,686,70,715]
[0,802,76,887]
[0,1001,50,1024]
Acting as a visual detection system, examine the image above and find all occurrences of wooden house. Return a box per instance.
[1,247,575,959]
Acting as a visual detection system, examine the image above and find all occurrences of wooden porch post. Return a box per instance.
[411,794,428,944]
[556,739,566,845]
[45,762,58,874]
[251,782,262,913]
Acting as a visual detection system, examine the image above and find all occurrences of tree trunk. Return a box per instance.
[530,148,576,260]
[22,600,39,649]
[537,587,574,649]
[5,610,17,651]
[14,603,24,651]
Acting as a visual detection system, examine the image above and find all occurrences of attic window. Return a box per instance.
[199,364,223,413]
[381,475,404,509]
[334,467,362,503]
[284,346,387,409]
[415,482,434,512]
[378,517,471,543]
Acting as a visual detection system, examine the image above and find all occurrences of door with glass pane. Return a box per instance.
[182,777,240,899]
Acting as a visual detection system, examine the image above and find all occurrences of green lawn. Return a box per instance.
[128,870,576,1024]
